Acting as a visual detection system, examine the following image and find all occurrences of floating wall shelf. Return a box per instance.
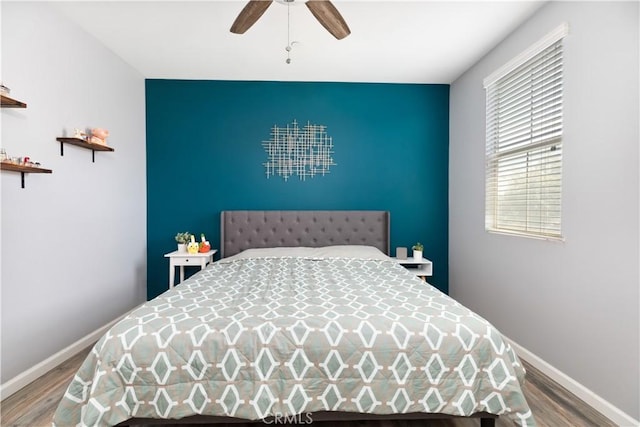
[56,137,114,163]
[0,94,27,108]
[1,162,52,188]
[0,91,40,187]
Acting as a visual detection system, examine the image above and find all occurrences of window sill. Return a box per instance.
[486,228,565,243]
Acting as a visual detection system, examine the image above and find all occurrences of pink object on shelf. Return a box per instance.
[91,128,109,145]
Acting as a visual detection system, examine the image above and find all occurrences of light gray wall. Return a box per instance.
[1,3,146,383]
[450,1,639,420]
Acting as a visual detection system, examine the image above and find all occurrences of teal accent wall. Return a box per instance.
[146,80,449,299]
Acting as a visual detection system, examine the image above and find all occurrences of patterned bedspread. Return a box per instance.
[53,252,535,426]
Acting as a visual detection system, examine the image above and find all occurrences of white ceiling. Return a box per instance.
[53,0,546,84]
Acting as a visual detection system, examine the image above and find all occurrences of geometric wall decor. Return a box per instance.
[262,120,336,181]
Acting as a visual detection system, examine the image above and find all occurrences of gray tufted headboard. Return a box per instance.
[220,210,390,258]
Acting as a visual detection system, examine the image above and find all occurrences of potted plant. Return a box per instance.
[175,232,192,252]
[412,242,424,260]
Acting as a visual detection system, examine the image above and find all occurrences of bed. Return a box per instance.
[53,210,534,427]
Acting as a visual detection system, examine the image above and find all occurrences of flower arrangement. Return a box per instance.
[175,232,192,244]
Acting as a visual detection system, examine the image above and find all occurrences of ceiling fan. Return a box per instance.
[230,0,351,40]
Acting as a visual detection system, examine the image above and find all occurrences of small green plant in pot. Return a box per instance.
[412,242,424,260]
[175,232,192,252]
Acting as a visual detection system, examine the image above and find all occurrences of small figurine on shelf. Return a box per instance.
[90,128,109,146]
[73,128,87,140]
[187,234,199,254]
[199,233,211,253]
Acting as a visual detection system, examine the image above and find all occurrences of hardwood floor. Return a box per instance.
[0,346,616,427]
[1,345,94,427]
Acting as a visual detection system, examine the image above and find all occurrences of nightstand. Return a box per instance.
[164,249,217,288]
[391,256,433,281]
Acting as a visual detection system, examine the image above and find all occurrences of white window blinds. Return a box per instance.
[484,25,567,240]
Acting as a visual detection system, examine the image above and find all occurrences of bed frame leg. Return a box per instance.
[480,417,496,427]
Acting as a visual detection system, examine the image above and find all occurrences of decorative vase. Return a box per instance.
[413,250,422,260]
[177,243,187,253]
[199,233,211,253]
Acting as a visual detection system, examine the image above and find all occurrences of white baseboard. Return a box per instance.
[0,308,135,401]
[506,337,639,427]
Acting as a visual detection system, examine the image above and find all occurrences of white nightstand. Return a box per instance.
[391,256,433,281]
[164,249,217,288]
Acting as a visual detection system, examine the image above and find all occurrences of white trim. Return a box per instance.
[487,228,566,243]
[483,22,569,88]
[505,336,640,427]
[0,306,138,401]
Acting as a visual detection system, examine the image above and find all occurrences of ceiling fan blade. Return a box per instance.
[306,0,351,40]
[230,0,274,34]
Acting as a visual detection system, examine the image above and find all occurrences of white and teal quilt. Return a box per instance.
[53,247,535,426]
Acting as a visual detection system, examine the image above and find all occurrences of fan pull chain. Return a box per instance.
[285,1,295,64]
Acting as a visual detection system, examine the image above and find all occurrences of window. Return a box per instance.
[484,23,568,240]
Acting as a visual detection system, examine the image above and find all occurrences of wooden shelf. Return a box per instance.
[56,137,114,162]
[1,162,52,188]
[1,90,35,187]
[1,162,52,173]
[0,94,27,108]
[56,137,114,152]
